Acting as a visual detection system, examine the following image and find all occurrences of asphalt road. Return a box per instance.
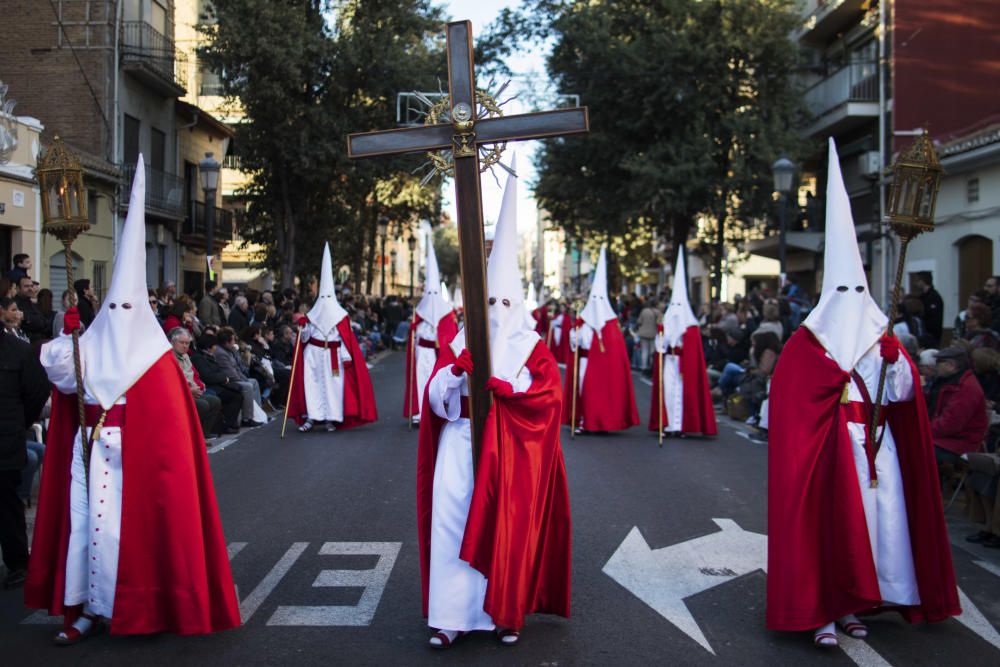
[3,349,1000,666]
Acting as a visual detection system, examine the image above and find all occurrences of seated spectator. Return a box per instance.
[738,331,782,426]
[163,294,198,335]
[918,349,939,388]
[169,327,224,438]
[953,290,988,341]
[214,327,264,427]
[897,331,919,362]
[239,325,277,410]
[714,329,752,397]
[754,300,783,341]
[972,347,1000,407]
[190,333,242,434]
[228,294,251,333]
[927,347,988,467]
[271,324,296,366]
[965,452,1000,549]
[963,302,1000,352]
[19,439,45,508]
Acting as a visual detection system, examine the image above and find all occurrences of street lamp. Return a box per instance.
[199,151,221,281]
[407,233,417,298]
[377,215,389,296]
[771,155,795,280]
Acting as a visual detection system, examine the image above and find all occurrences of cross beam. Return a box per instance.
[347,20,589,466]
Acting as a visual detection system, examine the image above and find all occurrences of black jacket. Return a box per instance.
[228,307,250,334]
[15,295,49,344]
[190,348,237,392]
[0,330,50,470]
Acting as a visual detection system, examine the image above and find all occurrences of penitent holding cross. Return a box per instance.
[347,20,588,465]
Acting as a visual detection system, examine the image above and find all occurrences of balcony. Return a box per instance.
[793,0,868,46]
[181,202,235,252]
[120,21,187,97]
[801,62,879,138]
[121,162,185,219]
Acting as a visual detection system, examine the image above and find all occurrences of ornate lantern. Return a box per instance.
[36,136,90,242]
[886,130,942,239]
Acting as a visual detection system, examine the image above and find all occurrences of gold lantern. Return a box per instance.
[36,136,90,242]
[886,130,942,239]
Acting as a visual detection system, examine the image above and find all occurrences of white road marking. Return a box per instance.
[974,559,1000,579]
[955,587,1000,651]
[603,518,767,654]
[227,541,248,561]
[267,541,402,626]
[239,542,309,623]
[207,437,240,454]
[839,635,893,667]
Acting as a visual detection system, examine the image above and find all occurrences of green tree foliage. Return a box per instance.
[201,0,448,290]
[486,0,807,296]
[433,224,460,286]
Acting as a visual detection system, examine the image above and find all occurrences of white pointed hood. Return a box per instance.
[451,154,539,380]
[441,280,451,303]
[452,285,463,310]
[802,138,887,370]
[80,154,170,409]
[580,244,617,331]
[307,243,348,336]
[415,240,452,325]
[523,281,540,329]
[662,247,699,347]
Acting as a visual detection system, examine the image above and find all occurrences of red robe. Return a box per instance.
[532,305,551,340]
[402,311,458,418]
[552,313,572,365]
[648,326,717,435]
[416,340,572,630]
[561,319,639,432]
[286,316,378,428]
[24,353,241,635]
[766,328,960,631]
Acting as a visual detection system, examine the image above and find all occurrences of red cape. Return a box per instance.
[766,328,960,631]
[552,313,571,365]
[416,341,572,630]
[24,353,241,635]
[403,312,458,418]
[561,319,639,431]
[532,305,551,338]
[648,326,717,435]
[286,316,378,428]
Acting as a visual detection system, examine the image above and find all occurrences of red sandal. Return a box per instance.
[428,630,466,649]
[813,631,838,648]
[837,617,868,639]
[53,614,103,646]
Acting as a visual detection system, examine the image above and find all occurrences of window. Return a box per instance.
[968,177,980,204]
[151,1,168,34]
[150,128,166,172]
[88,190,98,227]
[93,261,108,301]
[123,115,140,164]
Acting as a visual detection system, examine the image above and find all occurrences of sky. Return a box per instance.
[439,0,551,233]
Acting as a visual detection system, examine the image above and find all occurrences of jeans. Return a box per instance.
[639,338,654,371]
[18,441,45,501]
[718,363,746,396]
[234,379,262,421]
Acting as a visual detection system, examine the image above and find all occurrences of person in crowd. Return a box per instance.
[713,329,752,398]
[198,282,225,328]
[238,325,277,411]
[51,289,76,338]
[18,438,46,508]
[417,164,569,648]
[926,346,988,467]
[24,160,240,642]
[383,295,404,350]
[169,327,224,438]
[914,271,944,348]
[739,331,782,426]
[897,332,919,362]
[650,248,716,437]
[6,253,31,284]
[162,294,199,336]
[918,349,939,388]
[0,324,50,590]
[14,276,48,345]
[755,300,783,341]
[563,245,639,434]
[190,333,242,434]
[954,290,988,340]
[635,297,659,372]
[286,243,377,433]
[73,279,96,328]
[1,296,29,343]
[213,327,264,428]
[271,324,297,366]
[768,139,959,648]
[971,347,1000,406]
[962,302,1000,351]
[404,243,457,424]
[36,288,55,337]
[985,276,1000,332]
[227,294,251,333]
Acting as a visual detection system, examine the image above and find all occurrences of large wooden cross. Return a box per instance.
[347,20,588,464]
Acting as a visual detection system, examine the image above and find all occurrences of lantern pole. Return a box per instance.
[868,131,942,479]
[36,137,92,489]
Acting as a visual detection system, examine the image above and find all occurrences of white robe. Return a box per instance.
[426,363,532,631]
[844,345,920,606]
[40,336,126,618]
[302,322,353,422]
[413,320,438,417]
[568,324,596,389]
[654,331,684,432]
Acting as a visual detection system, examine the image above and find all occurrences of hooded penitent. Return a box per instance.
[648,246,717,435]
[416,241,452,325]
[307,243,348,336]
[441,280,451,303]
[452,286,463,310]
[80,154,170,409]
[417,152,571,632]
[562,243,639,432]
[766,138,959,631]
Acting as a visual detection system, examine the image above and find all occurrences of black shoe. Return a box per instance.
[241,419,264,428]
[966,530,994,544]
[3,568,27,590]
[982,535,1000,549]
[223,426,240,435]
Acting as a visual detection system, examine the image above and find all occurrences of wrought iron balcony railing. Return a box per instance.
[122,162,185,218]
[120,21,186,93]
[803,61,878,118]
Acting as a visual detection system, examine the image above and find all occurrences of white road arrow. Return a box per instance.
[602,518,767,654]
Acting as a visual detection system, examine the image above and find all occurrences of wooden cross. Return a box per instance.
[347,20,589,464]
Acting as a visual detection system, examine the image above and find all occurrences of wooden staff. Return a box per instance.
[657,348,664,447]
[570,323,580,438]
[64,243,89,484]
[407,311,417,429]
[280,329,304,438]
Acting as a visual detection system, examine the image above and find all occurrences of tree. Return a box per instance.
[486,0,807,296]
[433,223,460,286]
